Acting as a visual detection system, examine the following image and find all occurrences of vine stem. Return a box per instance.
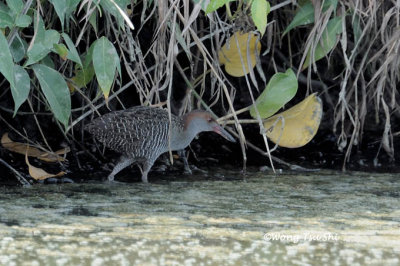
[225,3,233,20]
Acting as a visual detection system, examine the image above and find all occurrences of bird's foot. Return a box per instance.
[178,150,193,175]
[190,165,208,174]
[106,175,123,184]
[141,175,149,183]
[183,165,192,175]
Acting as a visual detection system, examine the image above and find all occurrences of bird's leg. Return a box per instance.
[178,149,192,174]
[141,160,155,183]
[108,157,135,182]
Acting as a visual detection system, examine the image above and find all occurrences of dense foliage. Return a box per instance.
[0,0,399,184]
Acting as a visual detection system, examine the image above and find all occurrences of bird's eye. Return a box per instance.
[207,118,212,123]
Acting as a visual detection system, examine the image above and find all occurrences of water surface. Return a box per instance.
[0,168,399,265]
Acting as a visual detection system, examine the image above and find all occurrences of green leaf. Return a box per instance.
[44,30,61,49]
[6,0,23,14]
[0,31,15,88]
[322,0,338,13]
[32,64,71,129]
[100,0,130,29]
[11,65,30,116]
[34,14,46,42]
[283,2,314,35]
[89,11,98,34]
[84,42,96,69]
[25,43,49,66]
[351,13,362,45]
[25,29,60,66]
[250,69,298,119]
[174,24,191,58]
[10,34,26,63]
[25,16,47,66]
[49,0,73,29]
[72,63,95,88]
[283,0,338,35]
[65,0,81,18]
[49,0,79,29]
[93,37,120,99]
[53,43,68,60]
[205,0,234,14]
[41,55,55,69]
[71,42,96,88]
[62,33,82,67]
[0,9,14,28]
[15,14,32,28]
[251,0,270,36]
[303,16,343,69]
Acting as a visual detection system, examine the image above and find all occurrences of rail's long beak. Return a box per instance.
[213,125,236,142]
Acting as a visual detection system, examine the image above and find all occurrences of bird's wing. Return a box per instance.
[86,107,180,153]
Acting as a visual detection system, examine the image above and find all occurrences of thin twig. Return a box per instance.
[270,0,294,12]
[0,159,31,187]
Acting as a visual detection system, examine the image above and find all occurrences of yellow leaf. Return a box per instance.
[1,133,69,162]
[25,150,66,180]
[263,93,322,148]
[218,32,261,77]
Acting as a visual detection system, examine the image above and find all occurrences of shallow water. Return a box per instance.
[0,168,399,265]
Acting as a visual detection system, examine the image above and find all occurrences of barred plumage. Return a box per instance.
[86,106,235,183]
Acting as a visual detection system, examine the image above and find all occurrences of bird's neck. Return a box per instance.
[170,115,199,150]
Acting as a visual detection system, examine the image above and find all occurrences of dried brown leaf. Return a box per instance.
[1,133,69,162]
[25,150,66,180]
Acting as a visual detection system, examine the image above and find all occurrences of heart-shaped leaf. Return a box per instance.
[250,68,298,119]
